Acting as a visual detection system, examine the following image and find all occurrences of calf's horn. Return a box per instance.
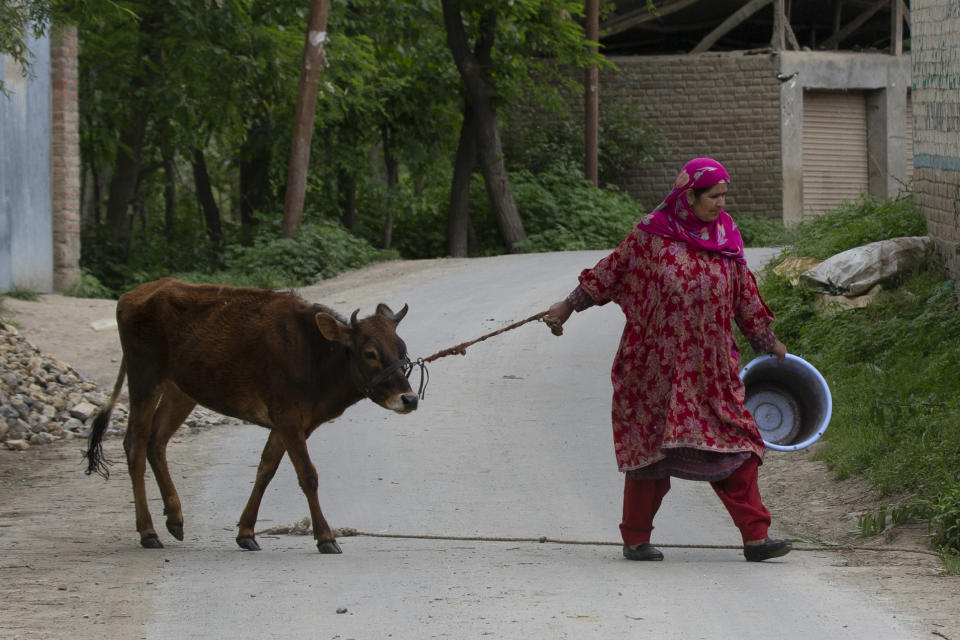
[739,353,832,452]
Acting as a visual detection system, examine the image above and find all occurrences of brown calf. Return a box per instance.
[85,278,418,553]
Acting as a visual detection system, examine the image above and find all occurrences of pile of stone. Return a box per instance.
[1,322,231,451]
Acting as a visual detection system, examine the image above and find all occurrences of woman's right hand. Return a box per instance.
[545,298,573,336]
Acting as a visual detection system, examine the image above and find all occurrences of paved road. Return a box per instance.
[109,250,925,638]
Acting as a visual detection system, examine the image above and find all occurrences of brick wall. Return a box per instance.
[49,24,80,292]
[601,52,782,220]
[911,0,960,277]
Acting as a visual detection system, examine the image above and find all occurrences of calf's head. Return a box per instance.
[315,303,419,413]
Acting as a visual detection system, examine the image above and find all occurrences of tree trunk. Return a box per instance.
[192,148,223,257]
[239,115,271,232]
[105,110,147,256]
[337,168,356,230]
[281,0,331,239]
[81,161,100,227]
[447,103,476,257]
[161,142,176,243]
[441,0,526,253]
[381,124,399,250]
[104,9,161,258]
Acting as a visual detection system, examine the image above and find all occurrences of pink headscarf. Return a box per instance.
[638,157,745,264]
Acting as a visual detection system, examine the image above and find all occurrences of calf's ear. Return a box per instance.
[315,312,350,344]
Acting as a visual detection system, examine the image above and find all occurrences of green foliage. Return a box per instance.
[80,205,217,294]
[361,165,644,260]
[172,218,398,291]
[0,0,51,95]
[469,167,643,254]
[63,269,114,299]
[929,481,960,555]
[790,195,926,259]
[5,287,39,302]
[856,501,930,538]
[514,172,642,252]
[735,213,798,248]
[502,101,663,187]
[353,176,451,259]
[68,0,642,294]
[82,213,396,296]
[943,552,960,576]
[596,103,663,185]
[745,195,960,556]
[458,0,605,106]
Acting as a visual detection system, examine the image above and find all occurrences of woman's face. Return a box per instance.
[687,183,727,223]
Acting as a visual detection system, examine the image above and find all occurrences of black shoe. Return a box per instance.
[743,538,792,562]
[623,543,664,561]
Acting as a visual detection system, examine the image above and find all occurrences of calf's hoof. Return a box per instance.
[317,540,342,554]
[140,534,164,549]
[236,536,261,551]
[167,522,184,541]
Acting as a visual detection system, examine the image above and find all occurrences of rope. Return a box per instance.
[347,314,941,559]
[255,523,942,557]
[405,310,554,398]
[420,310,554,364]
[336,529,942,556]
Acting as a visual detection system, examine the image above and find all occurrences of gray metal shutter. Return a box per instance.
[802,90,869,219]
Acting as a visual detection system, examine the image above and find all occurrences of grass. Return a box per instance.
[0,291,28,329]
[740,194,960,566]
[5,286,39,301]
[944,553,960,575]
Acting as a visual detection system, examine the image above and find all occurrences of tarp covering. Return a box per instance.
[801,236,932,296]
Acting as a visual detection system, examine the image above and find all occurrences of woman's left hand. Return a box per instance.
[544,298,573,336]
[770,339,787,364]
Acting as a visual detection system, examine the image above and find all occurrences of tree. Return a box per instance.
[441,0,526,254]
[72,0,305,268]
[102,5,161,256]
[0,0,53,96]
[440,0,601,256]
[281,0,331,238]
[55,0,609,289]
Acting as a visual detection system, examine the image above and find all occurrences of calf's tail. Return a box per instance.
[85,356,127,479]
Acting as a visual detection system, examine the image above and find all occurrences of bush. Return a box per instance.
[502,101,663,188]
[790,195,926,259]
[931,481,960,554]
[64,269,115,299]
[82,215,396,297]
[353,178,449,260]
[177,218,398,290]
[735,213,798,247]
[468,168,644,254]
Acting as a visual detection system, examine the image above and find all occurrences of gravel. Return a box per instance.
[1,321,233,450]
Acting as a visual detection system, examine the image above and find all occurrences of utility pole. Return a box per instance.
[585,0,599,187]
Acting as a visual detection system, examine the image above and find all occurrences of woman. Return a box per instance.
[545,157,791,562]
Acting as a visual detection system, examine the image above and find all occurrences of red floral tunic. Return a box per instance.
[577,227,774,472]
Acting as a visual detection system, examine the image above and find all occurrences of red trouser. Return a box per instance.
[619,455,771,545]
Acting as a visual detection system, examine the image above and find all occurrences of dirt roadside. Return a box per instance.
[1,259,958,639]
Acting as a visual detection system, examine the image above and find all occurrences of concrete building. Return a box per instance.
[0,25,80,293]
[595,0,913,224]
